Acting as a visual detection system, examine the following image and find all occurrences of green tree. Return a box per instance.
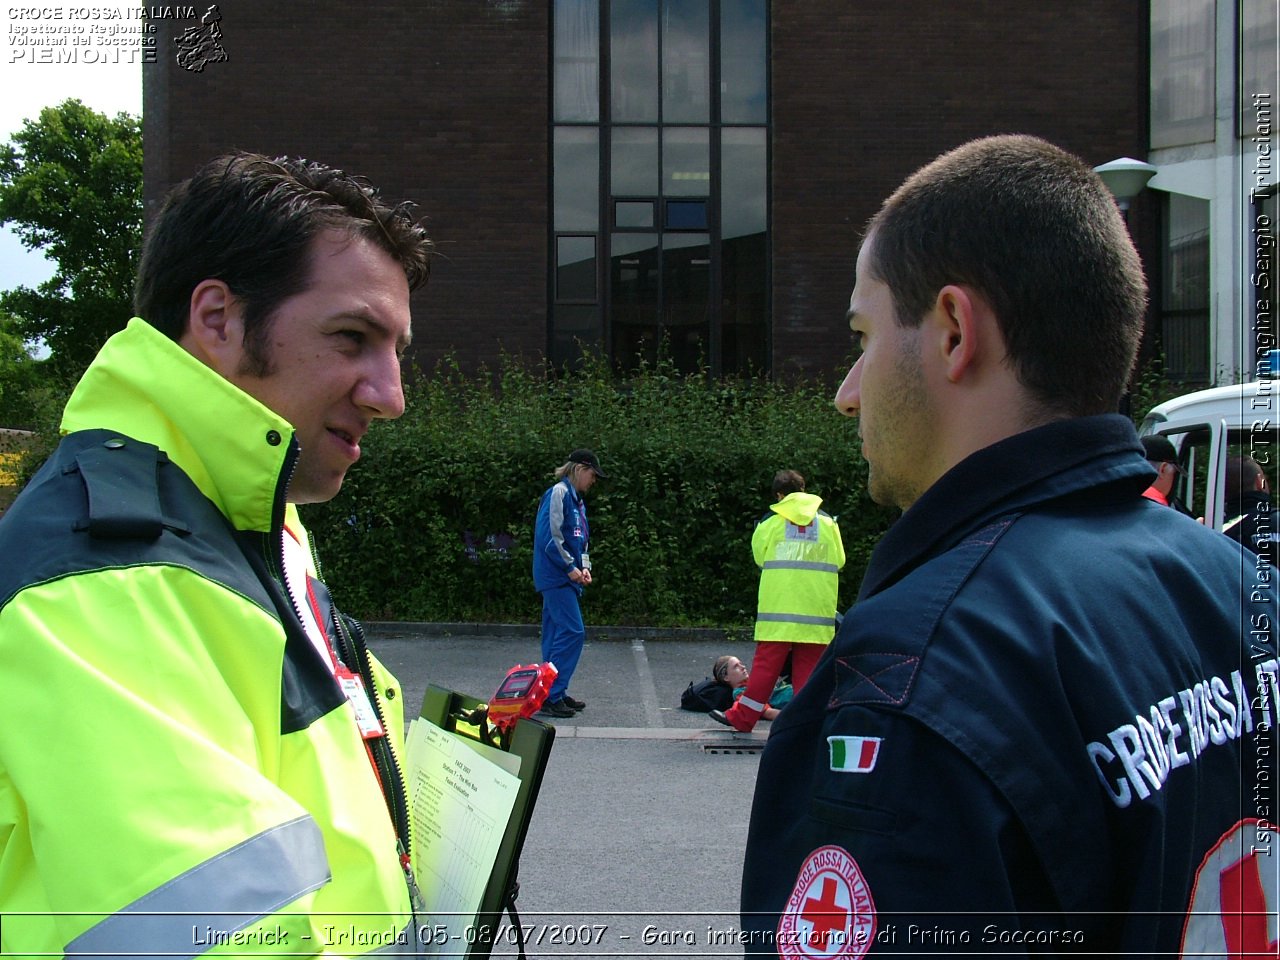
[0,99,142,376]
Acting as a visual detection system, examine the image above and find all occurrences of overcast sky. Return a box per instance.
[0,4,143,293]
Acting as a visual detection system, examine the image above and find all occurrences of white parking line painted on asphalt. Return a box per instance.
[631,638,665,727]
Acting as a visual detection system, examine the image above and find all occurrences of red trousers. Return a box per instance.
[723,641,825,732]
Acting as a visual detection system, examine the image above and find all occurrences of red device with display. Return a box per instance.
[486,662,558,731]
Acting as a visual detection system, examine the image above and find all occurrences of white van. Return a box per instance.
[1138,381,1277,530]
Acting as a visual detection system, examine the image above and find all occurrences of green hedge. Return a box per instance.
[4,349,1192,627]
[306,354,894,628]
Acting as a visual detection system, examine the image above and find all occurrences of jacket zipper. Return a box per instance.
[268,439,418,906]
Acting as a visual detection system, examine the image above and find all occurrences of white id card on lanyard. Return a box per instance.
[337,669,386,739]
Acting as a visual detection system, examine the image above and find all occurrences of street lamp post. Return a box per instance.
[1094,157,1159,419]
[1093,157,1159,218]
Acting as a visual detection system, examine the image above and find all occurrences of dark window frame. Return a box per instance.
[550,0,771,376]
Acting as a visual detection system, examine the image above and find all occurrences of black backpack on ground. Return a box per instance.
[680,677,733,712]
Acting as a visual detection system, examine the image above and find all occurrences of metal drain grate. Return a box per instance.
[701,740,764,754]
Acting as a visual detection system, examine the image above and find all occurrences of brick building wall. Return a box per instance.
[145,1,551,370]
[768,0,1150,379]
[145,1,1149,380]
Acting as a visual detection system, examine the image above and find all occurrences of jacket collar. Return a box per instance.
[60,318,296,533]
[560,476,582,501]
[857,414,1153,600]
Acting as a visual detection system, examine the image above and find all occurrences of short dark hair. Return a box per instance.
[1226,454,1265,498]
[773,469,805,497]
[134,153,433,372]
[866,135,1147,417]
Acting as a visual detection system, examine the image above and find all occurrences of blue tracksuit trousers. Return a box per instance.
[540,584,585,701]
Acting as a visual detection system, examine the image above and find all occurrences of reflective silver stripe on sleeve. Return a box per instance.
[756,612,836,626]
[761,560,840,573]
[548,484,574,565]
[66,815,331,959]
[737,695,768,712]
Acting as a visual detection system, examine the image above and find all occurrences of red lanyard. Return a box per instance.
[284,526,386,790]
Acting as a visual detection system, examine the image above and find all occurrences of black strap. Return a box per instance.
[71,436,189,540]
[505,879,527,960]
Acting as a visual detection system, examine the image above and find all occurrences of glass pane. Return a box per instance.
[721,127,767,376]
[662,0,709,123]
[611,127,659,195]
[615,200,655,228]
[553,0,600,122]
[551,303,602,370]
[1162,193,1211,382]
[663,127,709,196]
[1165,194,1210,312]
[721,127,765,239]
[611,233,660,367]
[611,0,659,123]
[1150,0,1215,148]
[662,233,710,374]
[722,229,767,376]
[1241,0,1279,138]
[665,199,707,230]
[554,127,599,231]
[557,235,597,301]
[721,0,767,124]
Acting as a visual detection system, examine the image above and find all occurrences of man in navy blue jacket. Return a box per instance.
[739,135,1278,957]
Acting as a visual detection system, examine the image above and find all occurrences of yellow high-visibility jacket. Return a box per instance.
[0,320,414,957]
[752,491,846,644]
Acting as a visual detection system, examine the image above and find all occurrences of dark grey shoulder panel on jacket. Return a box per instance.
[0,430,267,607]
[0,429,345,733]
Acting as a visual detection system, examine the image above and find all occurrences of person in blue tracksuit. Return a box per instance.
[532,448,606,718]
[739,135,1278,957]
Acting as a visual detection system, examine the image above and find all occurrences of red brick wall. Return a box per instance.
[145,1,1148,379]
[145,1,551,370]
[768,0,1150,381]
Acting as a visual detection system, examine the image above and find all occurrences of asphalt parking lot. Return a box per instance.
[365,623,770,958]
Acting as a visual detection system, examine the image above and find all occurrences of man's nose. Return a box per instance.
[358,352,406,420]
[834,358,862,417]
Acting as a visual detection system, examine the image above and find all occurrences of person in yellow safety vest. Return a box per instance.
[711,470,845,733]
[0,154,434,957]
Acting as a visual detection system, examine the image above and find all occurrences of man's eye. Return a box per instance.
[340,330,365,346]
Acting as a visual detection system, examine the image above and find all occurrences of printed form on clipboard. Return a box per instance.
[403,718,521,952]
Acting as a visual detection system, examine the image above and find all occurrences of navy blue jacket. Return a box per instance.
[740,415,1279,956]
[532,477,590,593]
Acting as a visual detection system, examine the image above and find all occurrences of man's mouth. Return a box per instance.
[328,427,364,458]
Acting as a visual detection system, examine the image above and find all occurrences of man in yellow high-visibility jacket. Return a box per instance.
[0,154,434,957]
[712,470,845,732]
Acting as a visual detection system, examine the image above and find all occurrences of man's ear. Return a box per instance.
[929,284,982,384]
[181,279,245,375]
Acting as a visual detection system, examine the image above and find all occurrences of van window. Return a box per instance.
[1156,427,1279,527]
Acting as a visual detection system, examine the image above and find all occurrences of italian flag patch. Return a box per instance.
[828,736,881,773]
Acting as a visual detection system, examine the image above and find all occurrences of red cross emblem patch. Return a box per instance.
[777,845,876,959]
[1181,819,1279,956]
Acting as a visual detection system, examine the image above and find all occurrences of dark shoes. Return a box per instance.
[562,695,586,710]
[710,708,754,732]
[539,698,577,718]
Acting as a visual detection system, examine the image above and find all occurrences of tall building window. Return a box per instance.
[551,0,769,375]
[1240,0,1278,139]
[1162,193,1211,384]
[1150,0,1216,148]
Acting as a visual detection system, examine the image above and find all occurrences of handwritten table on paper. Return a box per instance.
[405,719,521,948]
